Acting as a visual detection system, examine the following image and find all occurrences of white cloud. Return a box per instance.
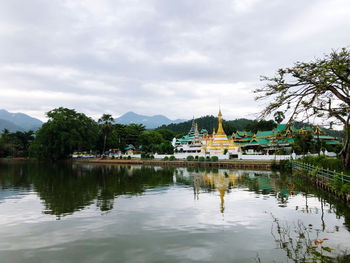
[0,0,349,122]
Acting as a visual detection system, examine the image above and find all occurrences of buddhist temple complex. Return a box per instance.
[174,109,341,158]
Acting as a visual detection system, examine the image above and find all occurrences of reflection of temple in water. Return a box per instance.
[187,170,241,213]
[176,168,302,214]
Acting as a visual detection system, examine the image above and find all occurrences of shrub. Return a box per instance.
[169,155,176,161]
[127,156,131,160]
[206,156,211,161]
[111,156,115,159]
[301,155,345,173]
[163,156,169,161]
[198,156,205,162]
[141,153,151,159]
[341,184,350,195]
[211,156,219,162]
[310,168,318,179]
[119,156,123,159]
[186,155,194,161]
[195,156,199,160]
[333,174,342,191]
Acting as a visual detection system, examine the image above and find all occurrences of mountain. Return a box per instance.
[114,111,186,129]
[0,109,43,131]
[0,119,24,132]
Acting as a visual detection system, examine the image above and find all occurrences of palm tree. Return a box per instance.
[98,114,114,155]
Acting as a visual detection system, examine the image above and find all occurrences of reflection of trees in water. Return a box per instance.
[176,168,350,233]
[0,162,174,217]
[0,161,32,191]
[291,176,350,232]
[267,214,350,263]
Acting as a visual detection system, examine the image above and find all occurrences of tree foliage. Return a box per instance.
[98,114,114,154]
[29,107,99,160]
[158,115,254,135]
[245,120,277,133]
[0,129,34,157]
[255,48,350,169]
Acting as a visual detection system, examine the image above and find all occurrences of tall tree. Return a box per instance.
[30,107,99,160]
[98,114,114,154]
[274,111,285,125]
[255,48,350,169]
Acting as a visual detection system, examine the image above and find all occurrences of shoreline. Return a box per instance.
[75,158,275,170]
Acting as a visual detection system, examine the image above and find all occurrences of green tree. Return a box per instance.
[292,131,315,154]
[0,129,10,157]
[274,111,285,124]
[98,114,114,154]
[246,120,277,133]
[125,123,146,147]
[30,107,99,160]
[255,48,350,169]
[158,141,174,154]
[0,129,34,157]
[138,131,163,152]
[156,129,176,141]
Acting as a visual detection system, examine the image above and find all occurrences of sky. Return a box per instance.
[0,0,350,122]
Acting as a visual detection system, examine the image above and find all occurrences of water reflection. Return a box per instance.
[175,168,299,214]
[0,161,174,217]
[0,161,350,262]
[1,161,350,229]
[174,167,350,232]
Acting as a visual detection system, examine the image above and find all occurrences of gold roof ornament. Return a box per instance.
[217,109,225,135]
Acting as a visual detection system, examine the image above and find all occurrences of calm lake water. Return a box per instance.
[0,161,349,263]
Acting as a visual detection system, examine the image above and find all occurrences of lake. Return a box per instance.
[0,161,349,262]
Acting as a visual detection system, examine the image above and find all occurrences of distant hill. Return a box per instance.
[0,109,43,131]
[115,111,186,129]
[157,116,344,138]
[157,115,254,135]
[0,119,24,132]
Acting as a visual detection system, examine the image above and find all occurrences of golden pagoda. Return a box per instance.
[201,109,239,155]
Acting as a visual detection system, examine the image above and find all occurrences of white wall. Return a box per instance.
[154,152,321,161]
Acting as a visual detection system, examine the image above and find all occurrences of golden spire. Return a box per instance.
[217,109,225,135]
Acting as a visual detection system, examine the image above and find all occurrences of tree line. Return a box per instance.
[157,115,277,135]
[0,107,177,160]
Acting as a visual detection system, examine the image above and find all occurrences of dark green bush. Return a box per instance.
[186,155,194,161]
[169,155,176,161]
[198,156,205,162]
[141,153,151,159]
[163,156,169,161]
[195,156,199,160]
[127,156,131,160]
[206,156,211,161]
[211,156,219,162]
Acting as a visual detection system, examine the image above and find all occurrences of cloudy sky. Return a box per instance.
[0,0,349,121]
